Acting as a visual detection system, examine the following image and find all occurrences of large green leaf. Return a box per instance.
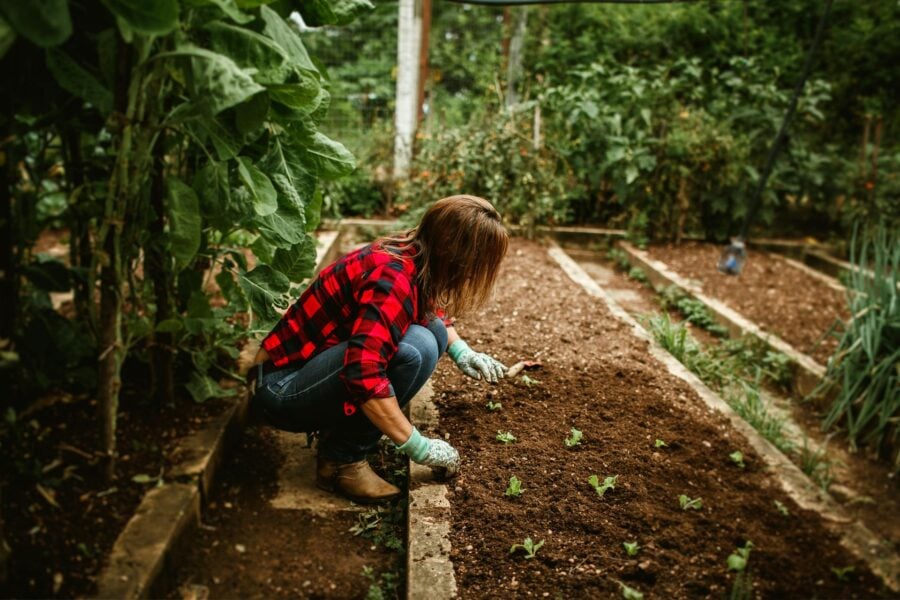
[239,265,290,323]
[262,137,316,210]
[237,156,278,216]
[301,132,355,180]
[267,71,322,113]
[184,0,253,24]
[161,45,264,116]
[0,0,71,47]
[45,48,113,113]
[186,372,237,403]
[271,235,316,282]
[101,0,179,35]
[189,117,242,161]
[259,6,318,75]
[235,92,269,135]
[297,0,374,27]
[167,178,202,271]
[206,21,292,85]
[305,187,322,233]
[254,197,307,248]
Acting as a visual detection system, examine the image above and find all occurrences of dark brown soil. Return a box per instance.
[165,427,402,599]
[647,242,849,364]
[433,239,887,599]
[0,392,230,598]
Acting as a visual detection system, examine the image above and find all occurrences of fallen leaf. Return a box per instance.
[36,484,60,509]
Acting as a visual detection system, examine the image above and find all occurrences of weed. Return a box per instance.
[727,541,754,600]
[623,541,640,557]
[505,476,524,498]
[831,566,855,582]
[606,247,631,271]
[678,494,703,510]
[729,451,746,468]
[588,474,619,497]
[659,286,728,337]
[486,401,502,411]
[565,428,583,447]
[510,537,544,559]
[350,510,382,536]
[362,566,399,600]
[725,384,793,454]
[774,500,790,516]
[627,266,649,284]
[496,431,517,444]
[798,437,836,491]
[654,439,668,448]
[727,541,753,572]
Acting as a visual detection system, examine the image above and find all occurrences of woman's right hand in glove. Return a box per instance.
[397,427,460,476]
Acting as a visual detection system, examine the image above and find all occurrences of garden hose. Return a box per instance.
[719,0,834,275]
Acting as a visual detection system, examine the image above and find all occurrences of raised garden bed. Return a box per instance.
[432,239,888,598]
[645,242,848,365]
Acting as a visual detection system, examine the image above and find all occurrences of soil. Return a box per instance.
[0,391,230,598]
[165,426,403,599]
[646,242,849,364]
[432,239,888,599]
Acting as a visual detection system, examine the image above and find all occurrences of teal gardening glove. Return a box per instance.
[398,427,460,476]
[448,340,507,383]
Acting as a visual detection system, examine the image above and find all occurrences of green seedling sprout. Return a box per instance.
[521,374,540,387]
[678,494,703,510]
[654,439,668,448]
[727,541,753,571]
[565,427,583,447]
[623,541,640,557]
[505,476,524,498]
[588,474,619,497]
[774,500,790,516]
[496,431,517,444]
[729,451,746,468]
[486,401,502,411]
[509,537,544,559]
[619,582,644,600]
[831,566,855,582]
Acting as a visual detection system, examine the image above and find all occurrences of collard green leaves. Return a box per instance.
[297,0,374,27]
[237,156,278,216]
[45,48,113,113]
[239,265,290,323]
[166,178,202,271]
[0,0,71,47]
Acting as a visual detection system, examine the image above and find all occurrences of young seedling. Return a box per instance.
[565,427,583,447]
[729,450,746,469]
[678,494,703,510]
[831,566,855,582]
[773,500,790,516]
[496,430,517,444]
[509,537,544,559]
[727,541,753,571]
[623,541,640,557]
[619,582,644,600]
[654,439,668,448]
[588,474,619,497]
[505,475,524,498]
[521,374,540,387]
[486,401,502,411]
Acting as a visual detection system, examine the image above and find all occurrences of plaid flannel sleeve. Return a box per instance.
[341,263,415,405]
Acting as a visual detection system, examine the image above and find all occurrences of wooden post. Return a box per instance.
[417,0,432,123]
[394,0,422,179]
[506,7,528,109]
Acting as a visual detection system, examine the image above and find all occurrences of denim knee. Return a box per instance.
[395,324,440,372]
[426,318,448,355]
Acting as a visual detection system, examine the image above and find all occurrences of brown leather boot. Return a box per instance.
[316,457,401,503]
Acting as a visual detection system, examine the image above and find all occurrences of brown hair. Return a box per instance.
[380,195,508,317]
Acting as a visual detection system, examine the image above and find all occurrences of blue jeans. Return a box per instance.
[254,318,448,463]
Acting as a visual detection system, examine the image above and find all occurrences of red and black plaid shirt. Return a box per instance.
[262,242,440,408]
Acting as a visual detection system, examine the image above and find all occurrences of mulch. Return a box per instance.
[432,239,886,599]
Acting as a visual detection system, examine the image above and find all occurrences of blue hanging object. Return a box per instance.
[718,238,746,276]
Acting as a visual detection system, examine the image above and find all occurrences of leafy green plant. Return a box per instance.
[659,286,728,337]
[565,427,583,447]
[727,541,754,600]
[606,247,632,271]
[798,437,836,491]
[679,494,703,510]
[505,476,524,498]
[362,566,399,600]
[654,439,668,448]
[623,541,640,557]
[486,401,502,411]
[729,451,746,469]
[509,537,544,559]
[588,474,619,497]
[727,541,753,571]
[627,266,649,285]
[496,431,517,444]
[817,223,899,467]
